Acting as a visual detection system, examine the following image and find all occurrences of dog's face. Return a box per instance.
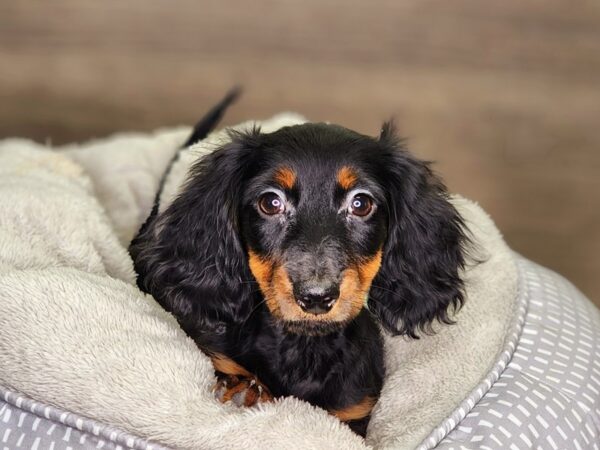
[131,122,467,338]
[240,127,389,329]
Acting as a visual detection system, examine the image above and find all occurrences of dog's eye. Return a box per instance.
[349,194,373,217]
[259,192,285,215]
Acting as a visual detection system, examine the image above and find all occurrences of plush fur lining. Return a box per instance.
[0,116,518,449]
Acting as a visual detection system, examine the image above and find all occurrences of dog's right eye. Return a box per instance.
[258,192,285,215]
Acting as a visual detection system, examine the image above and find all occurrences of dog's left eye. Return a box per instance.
[259,192,285,215]
[349,194,373,217]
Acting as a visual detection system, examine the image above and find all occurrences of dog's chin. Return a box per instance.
[279,318,348,336]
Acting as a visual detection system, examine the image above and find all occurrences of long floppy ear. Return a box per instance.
[368,122,467,338]
[129,130,261,335]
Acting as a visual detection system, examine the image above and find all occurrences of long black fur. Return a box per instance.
[368,122,467,338]
[136,88,241,240]
[182,86,242,148]
[129,119,467,437]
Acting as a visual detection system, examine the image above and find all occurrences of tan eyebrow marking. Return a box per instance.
[273,167,296,190]
[337,166,358,190]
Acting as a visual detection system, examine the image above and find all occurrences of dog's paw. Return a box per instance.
[213,373,273,407]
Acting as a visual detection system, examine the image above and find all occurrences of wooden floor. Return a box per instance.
[1,0,599,305]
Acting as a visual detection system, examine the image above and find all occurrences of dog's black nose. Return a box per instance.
[295,286,339,315]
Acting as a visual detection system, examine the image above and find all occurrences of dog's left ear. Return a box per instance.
[368,122,467,338]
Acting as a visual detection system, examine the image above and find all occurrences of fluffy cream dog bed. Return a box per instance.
[0,115,598,450]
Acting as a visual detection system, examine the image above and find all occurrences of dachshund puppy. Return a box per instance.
[130,115,467,436]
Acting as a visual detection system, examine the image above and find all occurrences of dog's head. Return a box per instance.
[131,122,467,337]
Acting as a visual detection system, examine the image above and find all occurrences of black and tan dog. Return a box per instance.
[129,93,467,436]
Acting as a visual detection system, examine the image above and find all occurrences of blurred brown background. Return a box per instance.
[1,1,599,305]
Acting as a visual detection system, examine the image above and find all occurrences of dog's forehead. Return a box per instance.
[262,123,377,161]
[260,126,380,187]
[265,152,361,199]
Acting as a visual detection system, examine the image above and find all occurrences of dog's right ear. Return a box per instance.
[129,129,262,331]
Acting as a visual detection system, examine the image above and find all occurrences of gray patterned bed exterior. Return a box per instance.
[2,255,599,449]
[0,390,168,450]
[424,256,600,449]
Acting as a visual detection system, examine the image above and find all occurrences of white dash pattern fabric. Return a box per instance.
[426,256,600,449]
[0,390,167,450]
